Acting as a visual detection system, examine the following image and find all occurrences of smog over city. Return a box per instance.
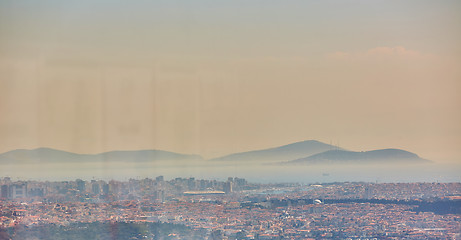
[1,1,460,239]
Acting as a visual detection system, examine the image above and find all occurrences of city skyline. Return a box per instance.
[1,176,460,239]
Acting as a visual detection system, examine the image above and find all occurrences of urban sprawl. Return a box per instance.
[1,177,460,239]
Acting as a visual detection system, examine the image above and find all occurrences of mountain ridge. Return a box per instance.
[284,148,430,165]
[210,140,343,163]
[0,148,202,163]
[0,141,430,165]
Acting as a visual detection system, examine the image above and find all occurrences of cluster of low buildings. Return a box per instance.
[300,182,461,201]
[0,177,460,239]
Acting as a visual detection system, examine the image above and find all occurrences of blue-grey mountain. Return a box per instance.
[211,140,343,163]
[284,149,430,165]
[0,143,430,166]
[0,148,202,164]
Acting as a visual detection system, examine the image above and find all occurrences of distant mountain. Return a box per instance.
[211,140,343,163]
[0,144,429,166]
[0,148,203,164]
[284,149,430,165]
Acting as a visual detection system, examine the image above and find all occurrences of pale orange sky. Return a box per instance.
[0,1,460,162]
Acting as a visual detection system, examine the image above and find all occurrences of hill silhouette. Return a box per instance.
[211,140,342,163]
[284,149,430,165]
[0,148,202,164]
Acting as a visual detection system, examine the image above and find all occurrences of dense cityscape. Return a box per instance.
[2,0,461,239]
[1,177,460,239]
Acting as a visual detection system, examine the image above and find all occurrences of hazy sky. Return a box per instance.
[1,0,460,162]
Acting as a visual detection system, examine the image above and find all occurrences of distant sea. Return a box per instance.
[1,161,460,183]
